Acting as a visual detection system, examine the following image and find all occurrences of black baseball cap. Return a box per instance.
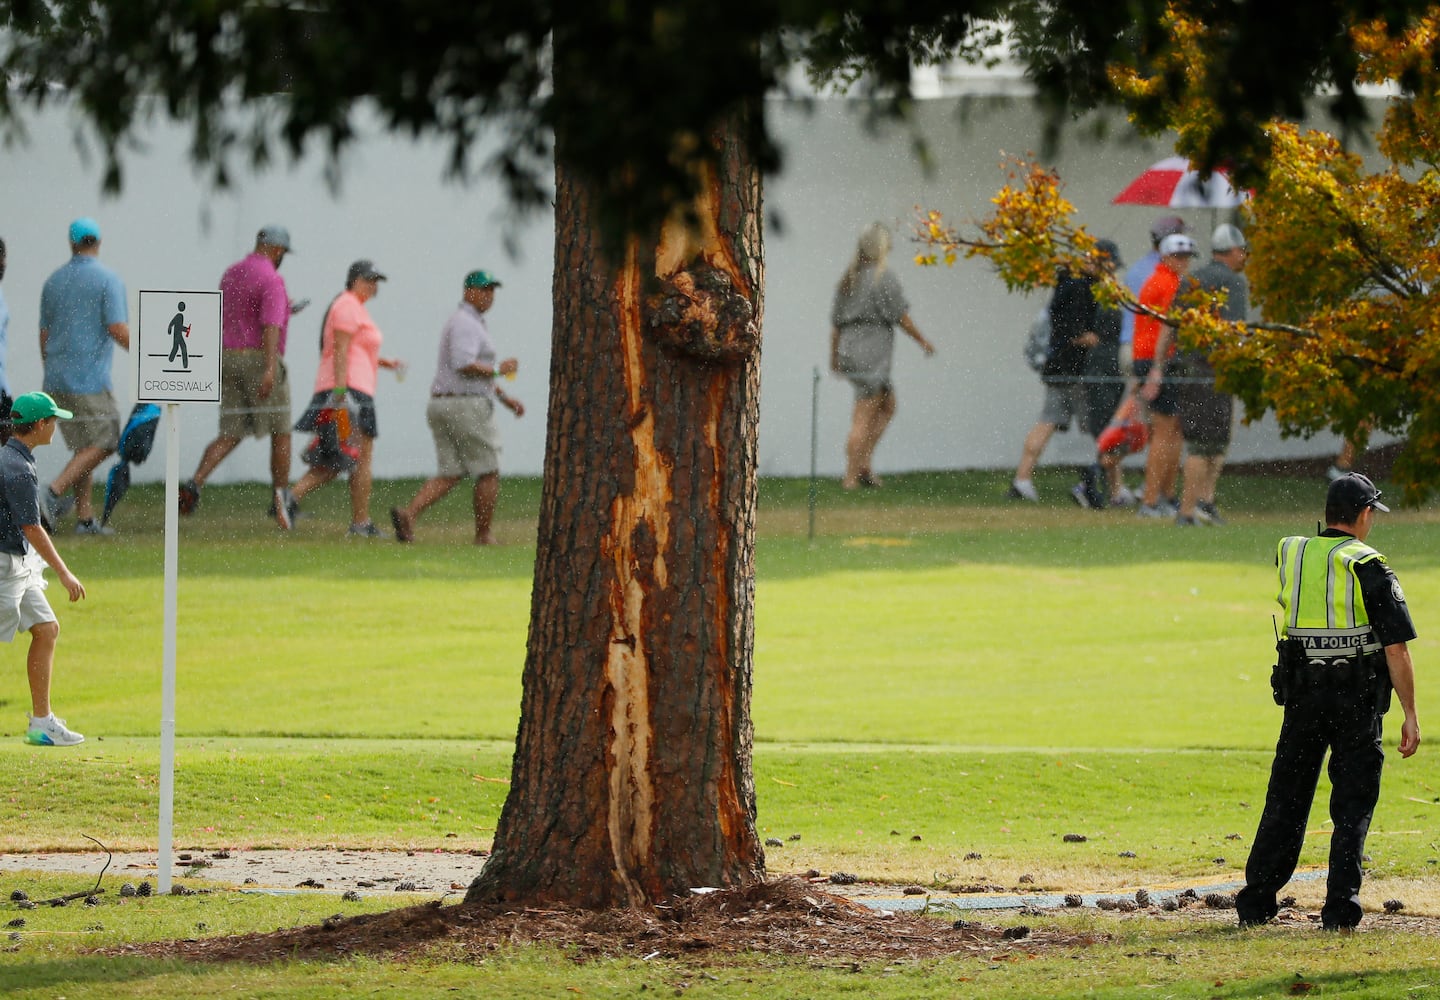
[346,259,387,286]
[1327,472,1390,521]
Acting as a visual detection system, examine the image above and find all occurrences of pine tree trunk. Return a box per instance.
[465,118,766,909]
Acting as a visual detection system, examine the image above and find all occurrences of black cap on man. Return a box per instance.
[1327,472,1390,524]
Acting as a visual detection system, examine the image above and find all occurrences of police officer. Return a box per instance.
[1236,473,1420,931]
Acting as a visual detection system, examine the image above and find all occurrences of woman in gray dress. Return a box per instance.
[829,222,935,489]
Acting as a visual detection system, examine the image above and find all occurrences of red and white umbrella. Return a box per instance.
[1112,156,1250,208]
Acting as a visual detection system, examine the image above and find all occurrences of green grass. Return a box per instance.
[4,468,1440,996]
[5,876,1440,999]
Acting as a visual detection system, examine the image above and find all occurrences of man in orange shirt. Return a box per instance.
[1135,233,1197,518]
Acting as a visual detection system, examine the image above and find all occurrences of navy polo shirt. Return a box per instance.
[0,437,41,556]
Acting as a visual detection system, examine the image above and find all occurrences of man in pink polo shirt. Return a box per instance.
[179,225,305,529]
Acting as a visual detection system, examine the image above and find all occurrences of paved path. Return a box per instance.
[0,849,1326,910]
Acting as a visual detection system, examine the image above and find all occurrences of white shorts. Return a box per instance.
[0,551,54,642]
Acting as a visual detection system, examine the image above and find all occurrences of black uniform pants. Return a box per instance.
[1236,673,1384,929]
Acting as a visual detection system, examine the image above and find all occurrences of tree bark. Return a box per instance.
[465,119,765,909]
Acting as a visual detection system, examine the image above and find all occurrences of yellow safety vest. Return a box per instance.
[1276,534,1384,658]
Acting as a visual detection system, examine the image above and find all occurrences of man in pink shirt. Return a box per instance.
[179,226,304,528]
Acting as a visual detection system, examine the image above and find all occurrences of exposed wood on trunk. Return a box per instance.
[466,111,765,910]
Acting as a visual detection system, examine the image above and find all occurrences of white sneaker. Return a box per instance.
[1111,485,1137,507]
[1008,479,1039,502]
[274,488,298,530]
[25,712,84,746]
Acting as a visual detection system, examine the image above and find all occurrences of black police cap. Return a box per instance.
[1328,472,1390,521]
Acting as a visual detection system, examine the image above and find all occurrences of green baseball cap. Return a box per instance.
[464,270,502,289]
[11,391,73,422]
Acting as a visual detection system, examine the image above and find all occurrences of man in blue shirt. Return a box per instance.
[38,218,130,536]
[0,392,88,746]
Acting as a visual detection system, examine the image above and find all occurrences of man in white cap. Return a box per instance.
[1120,216,1189,378]
[1135,232,1199,517]
[180,225,305,528]
[1172,223,1250,526]
[38,217,130,536]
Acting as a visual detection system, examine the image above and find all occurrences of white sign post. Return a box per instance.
[135,289,222,894]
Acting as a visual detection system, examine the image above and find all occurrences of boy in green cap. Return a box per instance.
[0,392,87,745]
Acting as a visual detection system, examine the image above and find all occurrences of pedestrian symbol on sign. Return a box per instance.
[166,301,191,368]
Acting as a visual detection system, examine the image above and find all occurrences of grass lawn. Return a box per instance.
[2,466,1440,996]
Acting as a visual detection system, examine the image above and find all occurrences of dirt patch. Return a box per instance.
[108,878,1106,965]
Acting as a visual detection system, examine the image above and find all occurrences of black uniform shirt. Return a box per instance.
[1320,527,1417,647]
[0,437,39,557]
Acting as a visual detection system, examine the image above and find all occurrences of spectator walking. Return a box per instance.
[38,218,129,536]
[830,222,935,490]
[290,260,405,536]
[0,392,88,746]
[1235,473,1420,931]
[1119,216,1188,374]
[1135,233,1198,517]
[1173,223,1249,526]
[390,270,524,545]
[1009,240,1122,503]
[180,225,306,528]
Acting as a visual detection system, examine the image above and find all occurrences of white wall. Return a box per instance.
[0,96,1354,485]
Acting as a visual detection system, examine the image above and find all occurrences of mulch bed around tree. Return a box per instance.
[108,878,1106,966]
[103,876,1440,967]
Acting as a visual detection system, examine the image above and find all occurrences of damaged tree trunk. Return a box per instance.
[465,121,766,909]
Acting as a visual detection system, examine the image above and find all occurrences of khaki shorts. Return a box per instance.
[219,351,292,439]
[0,552,56,643]
[427,396,501,478]
[52,390,120,453]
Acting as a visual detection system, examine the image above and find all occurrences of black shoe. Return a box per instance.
[1235,887,1277,928]
[178,480,201,515]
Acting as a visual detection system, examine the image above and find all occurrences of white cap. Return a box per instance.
[1212,223,1247,252]
[1159,233,1198,257]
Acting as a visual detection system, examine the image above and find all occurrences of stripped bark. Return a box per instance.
[465,117,765,909]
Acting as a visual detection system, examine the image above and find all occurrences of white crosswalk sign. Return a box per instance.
[135,289,222,403]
